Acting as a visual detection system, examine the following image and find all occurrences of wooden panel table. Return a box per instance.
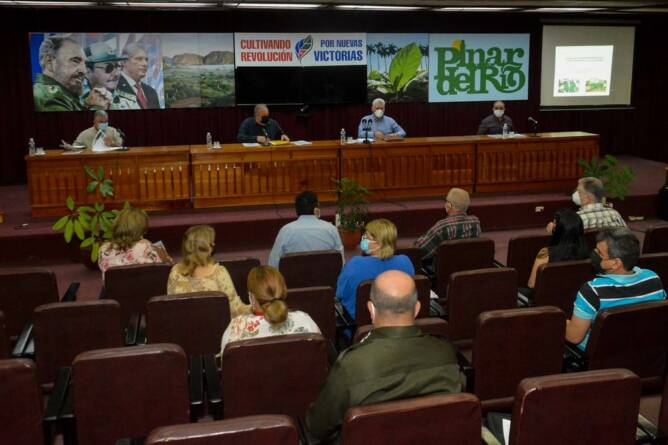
[26,146,191,217]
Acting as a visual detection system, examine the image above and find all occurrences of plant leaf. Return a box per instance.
[91,242,100,263]
[86,181,99,193]
[84,165,97,180]
[52,215,69,231]
[66,195,75,211]
[73,220,85,240]
[64,220,74,243]
[80,237,94,248]
[388,43,421,92]
[98,166,104,180]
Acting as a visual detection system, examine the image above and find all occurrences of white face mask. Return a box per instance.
[373,109,384,119]
[493,109,504,118]
[572,191,582,206]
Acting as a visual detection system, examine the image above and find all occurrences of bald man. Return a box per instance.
[477,100,514,135]
[306,270,462,443]
[414,187,481,270]
[237,103,289,145]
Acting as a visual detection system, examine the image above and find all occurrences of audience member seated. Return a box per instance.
[413,187,480,272]
[573,176,626,230]
[168,225,250,318]
[527,208,589,289]
[307,270,462,443]
[566,227,666,350]
[336,219,414,320]
[268,191,344,268]
[98,207,169,279]
[219,265,320,356]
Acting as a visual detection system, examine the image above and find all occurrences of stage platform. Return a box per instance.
[0,155,665,265]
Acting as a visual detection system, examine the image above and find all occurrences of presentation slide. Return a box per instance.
[540,26,635,107]
[554,45,613,97]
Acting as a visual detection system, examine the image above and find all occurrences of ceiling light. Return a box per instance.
[437,7,518,12]
[528,7,603,12]
[225,2,322,8]
[109,1,218,7]
[335,4,424,10]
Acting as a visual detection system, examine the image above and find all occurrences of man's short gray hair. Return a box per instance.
[596,227,640,271]
[94,110,108,120]
[370,279,417,315]
[254,103,268,115]
[446,187,471,212]
[122,42,146,59]
[372,98,385,107]
[579,177,605,202]
[39,36,79,70]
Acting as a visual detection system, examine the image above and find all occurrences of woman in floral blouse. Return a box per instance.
[220,265,320,356]
[98,207,167,279]
[168,225,250,318]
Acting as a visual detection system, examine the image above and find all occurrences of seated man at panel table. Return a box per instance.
[60,110,123,150]
[413,187,481,272]
[357,98,406,141]
[306,270,462,444]
[237,103,290,145]
[267,191,344,268]
[566,228,665,350]
[573,176,626,230]
[477,100,514,135]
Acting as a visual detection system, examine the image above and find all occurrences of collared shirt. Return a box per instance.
[573,267,666,349]
[237,117,285,143]
[74,125,123,149]
[477,114,514,135]
[267,215,344,268]
[577,203,626,230]
[306,325,462,442]
[357,114,406,139]
[414,213,481,261]
[120,71,140,95]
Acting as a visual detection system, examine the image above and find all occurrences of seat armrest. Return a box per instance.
[563,342,588,372]
[636,413,664,443]
[517,291,530,307]
[60,282,80,302]
[125,313,141,346]
[493,260,506,268]
[481,426,503,445]
[136,314,147,345]
[334,300,354,327]
[203,355,222,419]
[188,356,204,421]
[11,323,33,358]
[456,349,474,392]
[44,367,72,423]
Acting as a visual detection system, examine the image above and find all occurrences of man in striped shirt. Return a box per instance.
[566,228,666,350]
[414,188,481,271]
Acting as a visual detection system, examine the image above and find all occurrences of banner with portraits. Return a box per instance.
[29,32,235,112]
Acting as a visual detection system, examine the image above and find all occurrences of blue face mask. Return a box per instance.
[98,122,109,132]
[360,237,370,253]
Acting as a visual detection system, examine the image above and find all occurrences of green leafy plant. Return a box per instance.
[52,165,126,262]
[578,155,635,200]
[333,177,371,232]
[367,43,427,102]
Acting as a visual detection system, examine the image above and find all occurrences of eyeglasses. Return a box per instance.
[94,62,122,74]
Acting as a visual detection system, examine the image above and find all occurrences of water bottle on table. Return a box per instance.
[206,132,212,149]
[502,123,509,138]
[340,128,346,145]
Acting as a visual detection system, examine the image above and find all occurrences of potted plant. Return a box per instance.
[578,154,635,201]
[333,177,371,250]
[52,165,125,267]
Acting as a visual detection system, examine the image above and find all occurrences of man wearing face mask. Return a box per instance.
[357,98,406,141]
[307,270,462,444]
[63,110,123,150]
[267,191,344,268]
[566,228,665,350]
[237,103,290,145]
[573,177,626,230]
[477,100,514,135]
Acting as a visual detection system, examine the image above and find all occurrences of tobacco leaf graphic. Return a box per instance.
[295,35,313,62]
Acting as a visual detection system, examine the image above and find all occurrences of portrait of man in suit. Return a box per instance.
[117,42,161,109]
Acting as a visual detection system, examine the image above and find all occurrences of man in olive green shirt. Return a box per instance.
[306,270,462,443]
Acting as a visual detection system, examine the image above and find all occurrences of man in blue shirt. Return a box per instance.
[268,191,343,268]
[566,228,666,350]
[357,98,406,141]
[237,103,290,145]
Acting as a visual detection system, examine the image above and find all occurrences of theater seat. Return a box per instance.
[353,317,448,344]
[395,246,422,272]
[218,257,260,304]
[530,259,594,316]
[642,226,668,254]
[434,238,495,298]
[146,292,230,356]
[33,300,123,389]
[145,415,300,444]
[470,306,566,413]
[279,249,342,290]
[287,286,336,345]
[221,333,328,420]
[354,275,430,326]
[506,369,640,445]
[341,393,481,445]
[72,343,190,445]
[505,234,551,287]
[0,311,9,359]
[0,359,44,445]
[638,253,668,288]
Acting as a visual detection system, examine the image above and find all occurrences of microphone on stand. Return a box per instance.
[362,118,371,144]
[262,127,270,146]
[528,117,539,136]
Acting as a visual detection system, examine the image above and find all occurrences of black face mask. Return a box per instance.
[590,250,606,275]
[260,116,270,125]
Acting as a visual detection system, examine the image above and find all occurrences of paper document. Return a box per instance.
[292,140,312,146]
[242,143,261,147]
[62,150,83,155]
[269,140,290,146]
[502,419,511,445]
[92,145,125,152]
[487,133,524,139]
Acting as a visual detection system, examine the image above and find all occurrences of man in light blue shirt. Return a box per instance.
[357,98,406,141]
[268,191,344,268]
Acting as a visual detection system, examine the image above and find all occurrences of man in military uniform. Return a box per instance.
[33,35,107,112]
[306,270,462,443]
[83,42,127,110]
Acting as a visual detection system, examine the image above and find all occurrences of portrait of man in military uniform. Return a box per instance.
[32,35,108,112]
[83,42,127,110]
